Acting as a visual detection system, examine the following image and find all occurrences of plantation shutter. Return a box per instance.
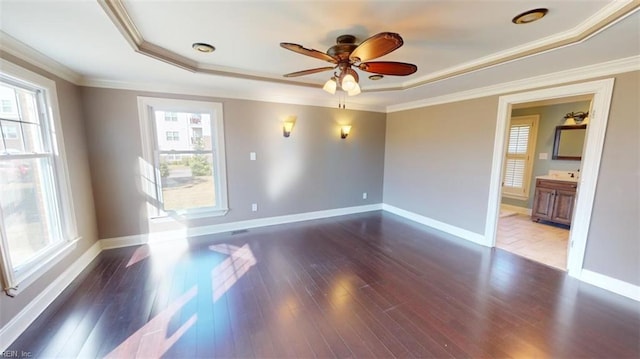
[503,116,538,198]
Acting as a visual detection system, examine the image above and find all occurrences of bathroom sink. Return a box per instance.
[536,170,580,182]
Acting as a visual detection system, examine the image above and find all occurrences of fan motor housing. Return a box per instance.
[327,35,358,60]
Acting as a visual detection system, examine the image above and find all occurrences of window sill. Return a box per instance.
[9,237,80,296]
[151,208,229,222]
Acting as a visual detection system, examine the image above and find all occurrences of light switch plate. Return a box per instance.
[250,152,256,161]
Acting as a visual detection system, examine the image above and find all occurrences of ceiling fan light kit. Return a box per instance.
[323,77,337,94]
[280,32,417,96]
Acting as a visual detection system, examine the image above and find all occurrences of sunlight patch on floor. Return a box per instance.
[105,286,198,358]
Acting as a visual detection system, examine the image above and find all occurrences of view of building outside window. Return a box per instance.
[0,83,63,269]
[153,111,216,211]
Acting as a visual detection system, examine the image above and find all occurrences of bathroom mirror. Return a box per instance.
[553,124,587,160]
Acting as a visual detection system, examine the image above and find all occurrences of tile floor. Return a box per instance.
[497,213,570,270]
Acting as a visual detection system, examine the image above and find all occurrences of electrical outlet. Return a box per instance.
[251,203,258,212]
[362,192,367,200]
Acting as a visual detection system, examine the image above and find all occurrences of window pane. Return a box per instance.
[159,153,215,211]
[154,111,212,151]
[21,122,46,153]
[2,121,45,154]
[0,156,61,268]
[0,85,19,120]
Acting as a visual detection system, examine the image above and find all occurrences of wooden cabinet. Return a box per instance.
[531,179,577,226]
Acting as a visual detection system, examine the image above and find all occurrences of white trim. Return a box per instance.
[11,238,80,294]
[137,97,229,218]
[580,269,640,302]
[0,31,82,85]
[83,78,387,113]
[387,56,639,113]
[1,25,638,115]
[0,58,80,291]
[502,115,539,200]
[101,204,383,249]
[2,208,638,352]
[0,241,102,352]
[97,0,637,96]
[382,204,486,246]
[485,78,615,278]
[500,204,532,216]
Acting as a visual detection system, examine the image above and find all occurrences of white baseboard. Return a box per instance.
[382,203,487,246]
[500,203,532,216]
[580,269,640,302]
[0,241,103,351]
[101,204,383,249]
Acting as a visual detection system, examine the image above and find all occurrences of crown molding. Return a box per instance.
[100,0,639,94]
[0,31,82,84]
[392,0,640,92]
[81,77,386,113]
[387,55,640,113]
[98,0,324,89]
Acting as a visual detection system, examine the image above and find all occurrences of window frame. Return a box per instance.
[0,59,79,294]
[502,115,539,200]
[137,97,228,219]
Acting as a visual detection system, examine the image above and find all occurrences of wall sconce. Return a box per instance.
[340,125,352,139]
[283,121,294,137]
[563,111,589,125]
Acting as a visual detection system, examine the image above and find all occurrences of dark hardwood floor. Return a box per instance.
[8,211,640,358]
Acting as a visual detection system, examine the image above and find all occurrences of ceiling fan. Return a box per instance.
[280,32,417,96]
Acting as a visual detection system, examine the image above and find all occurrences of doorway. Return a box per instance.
[484,79,615,277]
[496,99,591,270]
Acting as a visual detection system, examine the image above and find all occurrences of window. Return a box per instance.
[0,59,78,293]
[502,115,539,199]
[138,97,228,218]
[166,131,180,141]
[164,112,178,121]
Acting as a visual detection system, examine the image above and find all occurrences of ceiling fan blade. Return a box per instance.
[280,43,337,64]
[283,66,336,78]
[358,61,417,76]
[349,32,404,63]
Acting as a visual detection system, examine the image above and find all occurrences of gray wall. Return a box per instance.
[0,55,99,328]
[503,101,590,209]
[81,87,386,239]
[383,98,498,234]
[584,71,639,285]
[383,71,639,286]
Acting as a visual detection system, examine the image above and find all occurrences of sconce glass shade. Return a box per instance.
[283,121,294,137]
[323,78,337,94]
[341,125,352,139]
[347,83,361,96]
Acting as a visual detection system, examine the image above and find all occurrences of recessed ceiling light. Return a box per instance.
[512,8,548,24]
[369,74,384,80]
[192,42,215,53]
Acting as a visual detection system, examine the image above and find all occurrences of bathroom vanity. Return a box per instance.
[531,176,577,226]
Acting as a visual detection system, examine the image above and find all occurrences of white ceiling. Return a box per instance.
[1,0,639,112]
